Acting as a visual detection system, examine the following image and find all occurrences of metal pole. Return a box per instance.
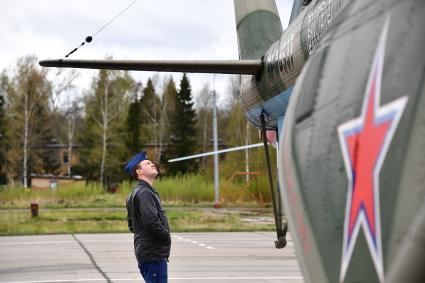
[213,90,219,206]
[245,121,250,183]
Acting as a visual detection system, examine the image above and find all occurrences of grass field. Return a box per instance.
[0,208,275,235]
[0,175,276,235]
[0,174,272,209]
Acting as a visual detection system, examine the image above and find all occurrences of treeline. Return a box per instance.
[0,56,265,188]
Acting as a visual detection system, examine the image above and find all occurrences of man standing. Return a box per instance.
[125,151,171,283]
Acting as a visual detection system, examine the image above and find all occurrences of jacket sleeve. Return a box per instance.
[138,190,169,241]
[127,213,134,233]
[126,197,134,233]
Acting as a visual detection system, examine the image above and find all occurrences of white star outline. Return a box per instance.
[337,17,408,282]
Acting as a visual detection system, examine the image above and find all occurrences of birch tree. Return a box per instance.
[0,72,9,184]
[48,69,78,146]
[49,69,78,113]
[195,83,213,170]
[7,56,51,188]
[62,97,82,176]
[222,76,262,176]
[81,69,132,185]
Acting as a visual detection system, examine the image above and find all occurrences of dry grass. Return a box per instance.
[0,174,273,208]
[0,208,274,235]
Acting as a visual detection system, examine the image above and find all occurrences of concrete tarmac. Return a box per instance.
[0,232,303,283]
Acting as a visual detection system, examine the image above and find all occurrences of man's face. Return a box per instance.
[136,159,158,178]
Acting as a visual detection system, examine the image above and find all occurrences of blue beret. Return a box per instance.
[124,151,148,176]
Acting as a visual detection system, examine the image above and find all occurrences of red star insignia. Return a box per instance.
[338,18,408,282]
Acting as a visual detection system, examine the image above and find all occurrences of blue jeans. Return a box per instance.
[138,261,168,283]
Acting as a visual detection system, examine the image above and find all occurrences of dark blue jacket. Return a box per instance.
[126,180,171,262]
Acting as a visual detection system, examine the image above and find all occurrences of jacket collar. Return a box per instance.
[137,179,156,192]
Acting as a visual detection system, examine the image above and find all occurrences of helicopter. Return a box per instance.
[40,0,425,282]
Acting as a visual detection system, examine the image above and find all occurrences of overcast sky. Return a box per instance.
[0,0,293,106]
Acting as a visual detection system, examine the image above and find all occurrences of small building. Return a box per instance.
[31,140,81,176]
[30,174,84,189]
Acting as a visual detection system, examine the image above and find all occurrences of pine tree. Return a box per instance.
[125,82,142,154]
[166,73,198,175]
[158,77,177,166]
[140,79,161,145]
